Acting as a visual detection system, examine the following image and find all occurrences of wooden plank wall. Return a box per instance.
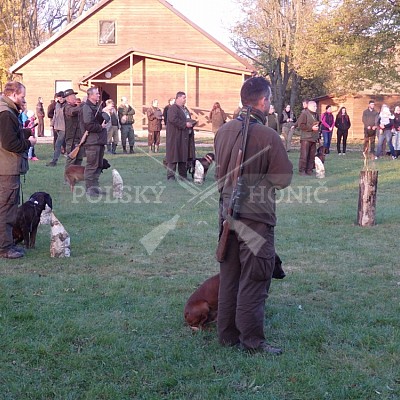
[14,0,250,130]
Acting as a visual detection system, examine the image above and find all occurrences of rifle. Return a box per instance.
[68,130,88,160]
[215,106,251,263]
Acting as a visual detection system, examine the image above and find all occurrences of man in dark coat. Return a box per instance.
[63,88,83,169]
[165,91,194,180]
[80,87,107,196]
[214,77,293,354]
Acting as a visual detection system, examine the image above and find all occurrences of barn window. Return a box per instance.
[99,20,116,44]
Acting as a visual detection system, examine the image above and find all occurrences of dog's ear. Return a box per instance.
[45,194,53,210]
[185,301,210,328]
[272,253,286,279]
[103,159,111,169]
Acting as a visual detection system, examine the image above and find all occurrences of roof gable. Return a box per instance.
[10,0,253,73]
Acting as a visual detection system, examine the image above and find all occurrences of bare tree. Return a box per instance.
[0,0,99,81]
[232,0,318,115]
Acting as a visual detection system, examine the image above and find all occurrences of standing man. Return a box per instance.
[266,104,280,132]
[80,87,107,196]
[102,99,119,154]
[118,96,135,154]
[362,100,379,155]
[63,88,83,169]
[163,97,175,132]
[165,91,193,180]
[46,91,66,166]
[47,96,56,143]
[35,97,45,137]
[0,81,37,259]
[297,100,320,176]
[147,99,163,153]
[280,104,296,151]
[214,77,293,354]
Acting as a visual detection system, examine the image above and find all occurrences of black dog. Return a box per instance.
[189,153,215,183]
[13,192,53,248]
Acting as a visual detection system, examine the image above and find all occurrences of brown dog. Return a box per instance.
[64,158,111,191]
[184,254,286,330]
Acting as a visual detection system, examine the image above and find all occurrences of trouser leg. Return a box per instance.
[84,146,103,189]
[167,162,176,179]
[52,130,65,162]
[299,140,308,172]
[342,132,348,153]
[0,175,20,252]
[177,162,187,179]
[218,232,241,346]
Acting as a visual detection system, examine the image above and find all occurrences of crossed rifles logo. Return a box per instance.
[138,144,272,256]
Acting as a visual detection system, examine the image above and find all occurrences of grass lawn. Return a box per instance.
[0,142,399,400]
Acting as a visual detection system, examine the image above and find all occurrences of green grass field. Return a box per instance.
[0,143,399,399]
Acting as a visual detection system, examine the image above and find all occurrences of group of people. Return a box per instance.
[267,101,352,156]
[362,100,400,159]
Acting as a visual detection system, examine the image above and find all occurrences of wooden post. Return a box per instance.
[357,170,378,226]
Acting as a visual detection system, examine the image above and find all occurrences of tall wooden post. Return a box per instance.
[357,170,378,226]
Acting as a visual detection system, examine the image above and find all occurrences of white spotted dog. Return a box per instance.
[190,153,215,184]
[315,146,326,179]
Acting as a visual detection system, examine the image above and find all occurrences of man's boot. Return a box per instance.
[112,143,117,154]
[148,146,152,153]
[107,144,112,153]
[155,145,159,153]
[122,146,127,154]
[129,146,134,154]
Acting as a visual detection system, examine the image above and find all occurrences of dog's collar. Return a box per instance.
[29,198,39,205]
[204,155,213,164]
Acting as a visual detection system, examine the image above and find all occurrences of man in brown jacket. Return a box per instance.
[147,99,163,153]
[214,77,293,354]
[297,100,320,175]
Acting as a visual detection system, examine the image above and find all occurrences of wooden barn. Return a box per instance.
[316,93,400,140]
[9,0,254,131]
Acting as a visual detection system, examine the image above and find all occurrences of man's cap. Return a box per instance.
[63,89,78,98]
[56,91,64,97]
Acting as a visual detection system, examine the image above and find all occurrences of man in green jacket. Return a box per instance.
[0,81,37,259]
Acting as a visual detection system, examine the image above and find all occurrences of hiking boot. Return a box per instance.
[12,245,26,255]
[0,248,24,259]
[240,342,283,355]
[86,187,106,197]
[46,161,57,167]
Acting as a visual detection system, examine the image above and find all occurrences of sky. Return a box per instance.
[167,0,241,50]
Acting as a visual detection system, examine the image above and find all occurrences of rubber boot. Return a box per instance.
[107,144,112,153]
[149,146,152,153]
[129,146,134,154]
[123,146,127,154]
[155,145,159,153]
[112,143,117,154]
